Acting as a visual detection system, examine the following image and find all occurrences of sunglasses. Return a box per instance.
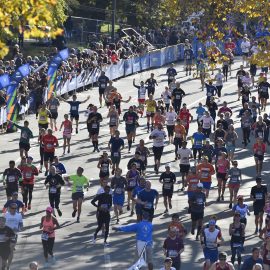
[219,258,226,261]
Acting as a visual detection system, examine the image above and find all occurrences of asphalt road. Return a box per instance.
[0,58,268,270]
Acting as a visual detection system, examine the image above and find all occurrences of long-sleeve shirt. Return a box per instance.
[91,193,112,212]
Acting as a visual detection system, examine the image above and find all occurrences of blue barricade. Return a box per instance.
[133,56,141,73]
[177,44,185,60]
[165,46,176,64]
[140,53,150,70]
[124,58,133,76]
[160,48,166,66]
[149,50,162,68]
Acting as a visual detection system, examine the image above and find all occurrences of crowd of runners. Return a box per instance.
[1,35,270,270]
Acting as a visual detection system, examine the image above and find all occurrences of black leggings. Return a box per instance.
[174,138,183,156]
[223,65,229,81]
[42,237,55,259]
[49,193,60,209]
[173,102,181,114]
[22,184,34,206]
[230,243,242,265]
[165,103,170,112]
[94,212,110,241]
[216,86,223,98]
[242,127,251,145]
[40,146,44,166]
[193,148,202,160]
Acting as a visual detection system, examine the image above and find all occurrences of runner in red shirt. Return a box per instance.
[42,129,59,176]
[59,114,72,155]
[18,156,39,210]
[179,104,193,134]
[253,137,266,176]
[224,38,236,52]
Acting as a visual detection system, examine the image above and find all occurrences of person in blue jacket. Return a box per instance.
[240,247,263,270]
[112,211,154,270]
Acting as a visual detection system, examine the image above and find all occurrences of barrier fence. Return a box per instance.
[0,38,244,126]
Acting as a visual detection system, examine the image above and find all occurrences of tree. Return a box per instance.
[0,0,67,58]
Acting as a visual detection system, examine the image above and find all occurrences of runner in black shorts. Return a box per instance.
[98,71,110,107]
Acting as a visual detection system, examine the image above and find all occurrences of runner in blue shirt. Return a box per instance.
[192,127,206,163]
[132,178,146,222]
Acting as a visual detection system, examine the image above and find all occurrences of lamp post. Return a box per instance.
[112,0,116,42]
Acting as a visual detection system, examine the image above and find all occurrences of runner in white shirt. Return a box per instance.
[177,141,193,191]
[166,107,177,144]
[150,124,167,174]
[5,202,23,269]
[214,69,224,98]
[161,87,172,112]
[240,37,250,67]
[250,41,259,55]
[200,112,215,138]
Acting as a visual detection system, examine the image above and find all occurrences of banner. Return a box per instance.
[140,53,150,70]
[6,64,31,122]
[0,74,10,90]
[124,58,133,76]
[133,56,141,73]
[47,48,69,101]
[149,50,161,68]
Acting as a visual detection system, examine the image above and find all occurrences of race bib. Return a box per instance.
[232,243,241,248]
[47,144,53,149]
[71,106,77,111]
[255,193,263,200]
[201,171,209,178]
[8,175,16,182]
[101,204,108,209]
[92,123,98,128]
[204,123,210,128]
[168,250,178,257]
[41,232,49,241]
[169,76,174,79]
[101,165,108,173]
[50,105,56,110]
[144,202,152,209]
[140,155,145,161]
[100,83,106,88]
[196,198,203,205]
[176,95,181,99]
[25,172,32,178]
[21,132,28,139]
[115,188,123,194]
[50,187,57,194]
[76,186,83,192]
[39,116,46,121]
[113,152,119,157]
[258,132,263,137]
[164,183,172,189]
[129,179,136,187]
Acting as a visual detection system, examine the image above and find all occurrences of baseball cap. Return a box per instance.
[164,257,172,263]
[237,195,244,200]
[46,206,53,213]
[165,164,171,168]
[27,156,33,160]
[12,192,18,196]
[205,138,210,142]
[256,177,262,182]
[197,183,203,188]
[209,219,216,226]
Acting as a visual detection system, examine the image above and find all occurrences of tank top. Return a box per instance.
[100,159,110,174]
[230,223,243,246]
[226,132,235,146]
[215,262,230,270]
[127,170,139,188]
[38,110,48,124]
[109,112,118,126]
[234,204,248,218]
[217,159,229,173]
[42,216,55,238]
[63,120,72,136]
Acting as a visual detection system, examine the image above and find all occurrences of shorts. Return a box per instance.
[113,193,125,206]
[126,125,136,134]
[109,124,117,128]
[99,88,105,96]
[174,137,183,146]
[0,243,10,260]
[242,52,249,57]
[38,123,48,130]
[254,203,264,215]
[191,211,204,221]
[237,81,243,88]
[187,191,195,199]
[89,128,100,136]
[99,172,109,179]
[70,114,79,121]
[136,240,153,264]
[49,112,58,119]
[203,247,218,263]
[6,187,18,197]
[260,92,269,99]
[72,192,84,201]
[217,172,227,181]
[22,183,34,193]
[111,153,121,165]
[146,112,155,118]
[202,182,211,190]
[162,188,173,198]
[152,146,164,161]
[19,142,30,152]
[44,152,55,162]
[138,99,145,104]
[148,88,155,96]
[106,101,112,107]
[180,164,190,173]
[186,59,192,65]
[167,125,174,137]
[63,133,71,139]
[254,154,264,161]
[226,145,235,153]
[228,183,240,189]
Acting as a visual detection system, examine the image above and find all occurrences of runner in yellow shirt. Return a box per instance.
[145,94,157,132]
[38,104,51,130]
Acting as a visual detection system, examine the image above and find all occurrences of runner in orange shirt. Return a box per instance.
[153,110,165,128]
[168,213,187,239]
[196,156,215,198]
[173,119,186,160]
[186,167,200,200]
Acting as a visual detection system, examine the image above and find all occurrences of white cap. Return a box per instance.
[197,183,203,188]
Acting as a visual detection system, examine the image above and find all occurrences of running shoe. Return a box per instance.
[72,209,77,218]
[77,217,80,223]
[28,204,31,210]
[57,209,62,217]
[51,256,56,264]
[104,241,110,247]
[90,236,96,244]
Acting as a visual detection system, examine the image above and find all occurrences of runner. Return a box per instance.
[229,212,245,268]
[177,141,192,191]
[207,98,218,130]
[166,106,177,144]
[150,123,167,174]
[59,114,72,155]
[40,206,60,268]
[186,166,200,203]
[205,82,217,107]
[42,129,58,176]
[107,105,119,136]
[196,103,206,127]
[87,106,103,152]
[184,43,193,76]
[161,87,172,112]
[61,94,90,134]
[178,104,193,135]
[196,156,215,198]
[240,37,250,67]
[261,236,270,270]
[171,82,185,114]
[8,120,33,158]
[133,78,148,115]
[253,137,266,176]
[159,164,176,213]
[214,69,224,98]
[46,93,60,131]
[51,156,66,176]
[258,77,270,111]
[44,165,65,216]
[224,125,238,161]
[209,252,235,270]
[98,71,110,107]
[240,247,263,270]
[201,219,223,270]
[126,163,140,215]
[145,94,157,132]
[136,139,150,169]
[159,257,176,270]
[145,73,158,97]
[2,192,25,214]
[168,213,187,239]
[251,177,268,233]
[111,168,127,224]
[236,65,246,101]
[189,183,206,240]
[123,106,139,153]
[38,104,51,130]
[166,64,177,85]
[66,167,89,223]
[127,151,146,175]
[200,111,215,138]
[191,127,206,164]
[97,151,112,181]
[228,161,242,208]
[18,156,39,210]
[91,185,112,246]
[108,130,124,175]
[3,160,22,200]
[241,110,253,148]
